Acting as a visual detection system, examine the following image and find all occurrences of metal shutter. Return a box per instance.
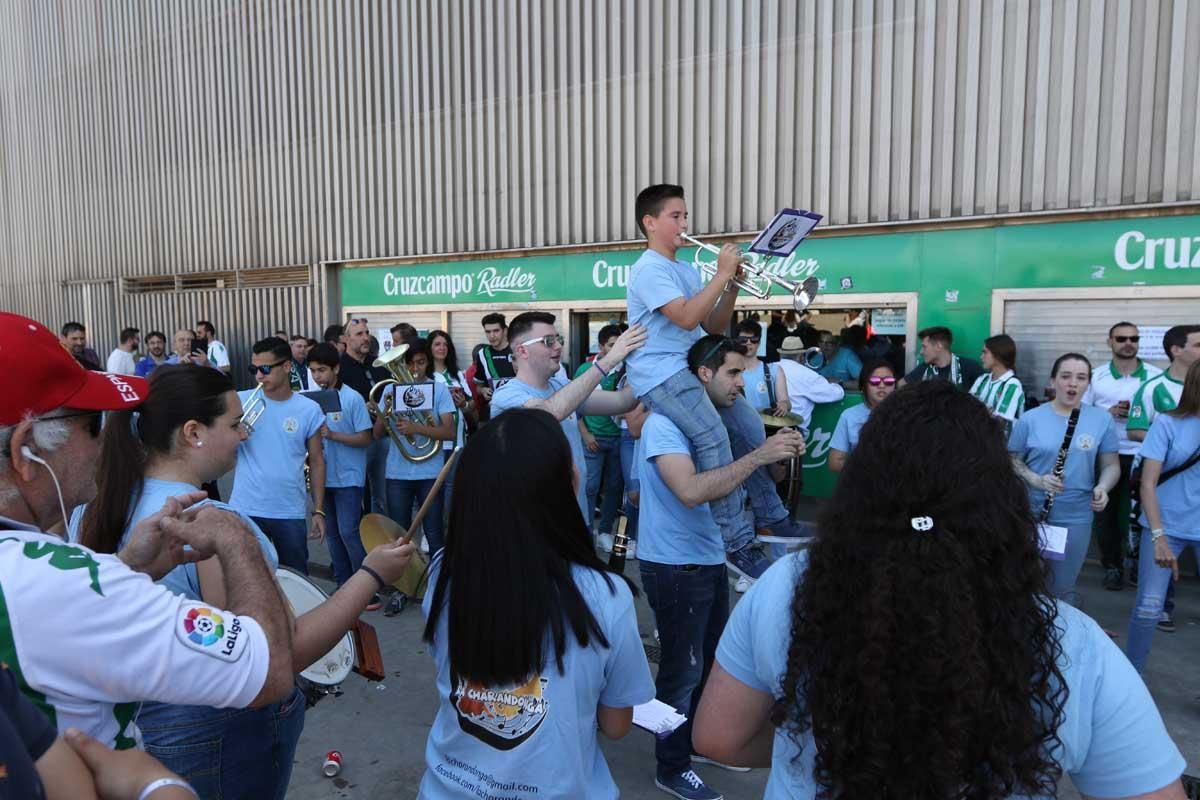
[1002,298,1198,394]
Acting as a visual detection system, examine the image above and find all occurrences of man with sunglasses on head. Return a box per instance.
[490,312,647,522]
[230,337,326,573]
[1083,322,1162,591]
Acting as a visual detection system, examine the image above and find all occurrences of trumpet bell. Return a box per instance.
[241,385,267,434]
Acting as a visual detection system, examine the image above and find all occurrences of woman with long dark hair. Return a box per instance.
[1009,353,1121,602]
[827,358,895,474]
[420,408,654,798]
[72,365,414,799]
[692,381,1185,799]
[1126,359,1200,674]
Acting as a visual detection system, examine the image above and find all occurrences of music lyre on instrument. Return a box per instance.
[368,343,443,463]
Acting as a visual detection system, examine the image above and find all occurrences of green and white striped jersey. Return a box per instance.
[1127,372,1184,433]
[968,370,1025,421]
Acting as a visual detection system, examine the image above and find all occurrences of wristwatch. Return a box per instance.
[1150,528,1166,542]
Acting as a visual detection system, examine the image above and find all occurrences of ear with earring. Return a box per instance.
[195,441,204,448]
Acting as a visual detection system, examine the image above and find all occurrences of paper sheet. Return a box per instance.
[633,699,687,738]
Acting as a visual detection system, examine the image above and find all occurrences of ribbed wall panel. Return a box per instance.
[1,0,1198,360]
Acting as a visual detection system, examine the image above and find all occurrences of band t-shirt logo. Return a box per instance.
[451,675,549,750]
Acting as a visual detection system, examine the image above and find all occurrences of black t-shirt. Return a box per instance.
[475,345,516,388]
[339,352,390,403]
[0,665,53,800]
[903,355,984,390]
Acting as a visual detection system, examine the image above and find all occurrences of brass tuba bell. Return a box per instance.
[368,344,443,463]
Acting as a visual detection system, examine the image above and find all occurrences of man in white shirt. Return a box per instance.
[105,327,140,376]
[773,336,845,435]
[1082,322,1163,591]
[195,320,231,375]
[0,311,294,751]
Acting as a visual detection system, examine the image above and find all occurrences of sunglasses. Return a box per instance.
[518,334,565,349]
[37,410,103,438]
[867,376,897,386]
[735,336,761,344]
[248,359,290,376]
[348,317,368,324]
[1113,335,1140,343]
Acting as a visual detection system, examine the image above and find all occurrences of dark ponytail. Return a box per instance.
[80,365,233,554]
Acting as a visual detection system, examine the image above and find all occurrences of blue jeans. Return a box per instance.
[642,369,753,553]
[365,438,390,516]
[386,478,445,554]
[324,486,366,587]
[139,686,306,800]
[584,434,624,536]
[1126,532,1197,672]
[639,560,728,776]
[717,396,789,525]
[442,448,460,522]
[251,516,309,575]
[619,429,639,540]
[1045,520,1093,605]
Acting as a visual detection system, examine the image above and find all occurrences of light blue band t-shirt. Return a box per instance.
[1138,413,1200,541]
[68,478,279,602]
[625,249,705,398]
[491,375,590,521]
[384,381,456,481]
[635,413,726,566]
[229,390,324,520]
[716,552,1186,799]
[1007,404,1118,526]
[419,553,655,800]
[742,361,775,411]
[314,384,373,489]
[830,401,870,454]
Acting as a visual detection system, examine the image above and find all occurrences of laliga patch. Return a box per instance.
[176,603,248,662]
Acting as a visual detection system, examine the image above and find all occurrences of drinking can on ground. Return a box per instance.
[323,750,343,777]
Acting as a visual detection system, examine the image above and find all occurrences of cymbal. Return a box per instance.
[759,410,805,429]
[358,513,431,599]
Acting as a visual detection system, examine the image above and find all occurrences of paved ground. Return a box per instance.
[283,540,1199,799]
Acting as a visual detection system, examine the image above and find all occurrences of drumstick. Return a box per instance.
[401,448,462,546]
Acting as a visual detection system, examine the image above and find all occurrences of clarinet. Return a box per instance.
[1040,407,1081,522]
[608,515,629,573]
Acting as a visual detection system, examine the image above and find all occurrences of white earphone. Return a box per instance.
[20,446,69,533]
[20,446,45,465]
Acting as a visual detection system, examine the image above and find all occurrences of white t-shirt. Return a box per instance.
[207,339,231,369]
[106,348,137,376]
[774,359,845,433]
[1083,360,1163,455]
[0,522,270,750]
[432,369,473,450]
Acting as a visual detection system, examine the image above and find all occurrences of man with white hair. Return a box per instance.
[773,336,845,435]
[0,311,295,761]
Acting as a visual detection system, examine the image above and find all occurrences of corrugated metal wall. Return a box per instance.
[2,0,1199,366]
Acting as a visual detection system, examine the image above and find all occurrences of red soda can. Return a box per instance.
[323,750,343,777]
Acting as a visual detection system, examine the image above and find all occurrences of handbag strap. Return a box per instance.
[1040,407,1081,522]
[1158,438,1200,486]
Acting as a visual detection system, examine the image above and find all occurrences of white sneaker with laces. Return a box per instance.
[734,575,752,593]
[626,539,637,560]
[597,533,614,552]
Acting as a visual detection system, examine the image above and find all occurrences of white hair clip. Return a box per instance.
[910,516,934,532]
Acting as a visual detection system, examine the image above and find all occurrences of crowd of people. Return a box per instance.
[0,183,1194,800]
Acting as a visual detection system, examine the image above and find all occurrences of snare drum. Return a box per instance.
[275,568,356,706]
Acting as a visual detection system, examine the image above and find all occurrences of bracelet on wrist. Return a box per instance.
[1150,528,1166,541]
[359,565,387,593]
[138,777,199,800]
[312,509,326,518]
[593,360,609,378]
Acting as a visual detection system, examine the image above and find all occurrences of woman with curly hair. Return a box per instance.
[692,381,1185,800]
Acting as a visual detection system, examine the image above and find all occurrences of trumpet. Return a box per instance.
[241,384,267,434]
[682,233,819,312]
[368,344,443,463]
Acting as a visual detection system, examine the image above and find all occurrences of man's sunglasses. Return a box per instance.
[248,359,290,376]
[518,334,565,349]
[735,336,761,345]
[867,376,897,386]
[36,410,103,437]
[1113,335,1140,343]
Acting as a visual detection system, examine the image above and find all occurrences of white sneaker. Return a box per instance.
[734,575,752,593]
[626,539,637,560]
[597,533,614,552]
[419,538,429,554]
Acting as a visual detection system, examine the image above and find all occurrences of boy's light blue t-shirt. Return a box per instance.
[419,554,655,800]
[312,384,372,488]
[625,249,705,398]
[1007,404,1118,525]
[635,413,725,566]
[1138,413,1200,541]
[229,391,324,520]
[716,552,1186,800]
[68,478,279,602]
[385,381,456,481]
[830,402,870,454]
[491,375,590,521]
[742,360,775,411]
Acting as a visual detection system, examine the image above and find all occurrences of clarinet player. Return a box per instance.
[1009,353,1121,604]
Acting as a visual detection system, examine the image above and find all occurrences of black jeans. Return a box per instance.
[1093,453,1134,570]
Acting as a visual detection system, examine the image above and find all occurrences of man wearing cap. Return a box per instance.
[0,311,295,757]
[773,336,845,435]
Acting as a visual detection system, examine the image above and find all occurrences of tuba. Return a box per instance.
[368,344,443,463]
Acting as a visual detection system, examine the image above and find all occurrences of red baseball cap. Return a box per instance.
[0,312,149,425]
